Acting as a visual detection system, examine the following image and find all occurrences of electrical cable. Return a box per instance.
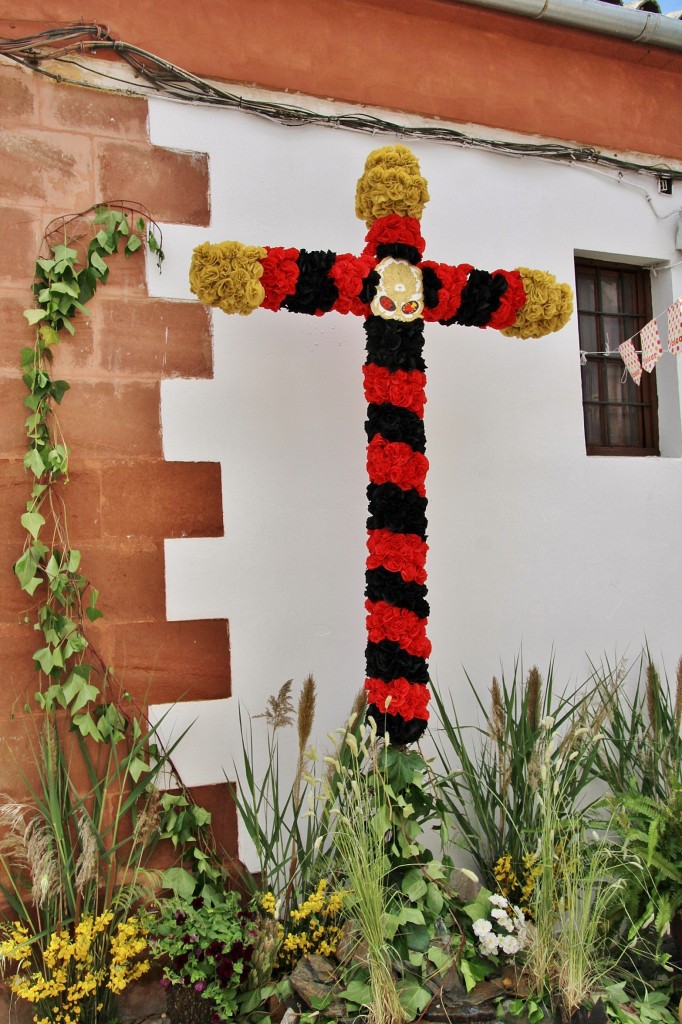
[2,23,681,184]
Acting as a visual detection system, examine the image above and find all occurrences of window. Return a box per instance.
[576,259,659,456]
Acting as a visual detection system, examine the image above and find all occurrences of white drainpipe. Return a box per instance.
[450,0,682,49]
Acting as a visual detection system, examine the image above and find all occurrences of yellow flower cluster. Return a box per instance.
[260,880,346,972]
[494,851,542,920]
[355,145,430,226]
[189,240,267,315]
[501,267,573,340]
[0,914,150,1024]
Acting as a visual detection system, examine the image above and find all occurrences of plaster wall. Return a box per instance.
[146,96,682,811]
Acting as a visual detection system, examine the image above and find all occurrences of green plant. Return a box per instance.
[593,654,682,957]
[0,711,179,1023]
[0,912,149,1024]
[228,677,367,917]
[17,205,163,738]
[431,660,602,889]
[331,733,406,1024]
[147,890,255,1021]
[523,727,632,1023]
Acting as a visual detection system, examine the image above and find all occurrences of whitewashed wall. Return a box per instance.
[146,94,682,803]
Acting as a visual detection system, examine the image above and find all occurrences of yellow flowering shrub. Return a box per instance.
[0,914,150,1024]
[494,851,542,920]
[260,879,346,972]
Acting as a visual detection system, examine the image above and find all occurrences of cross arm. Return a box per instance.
[421,261,573,339]
[189,241,378,318]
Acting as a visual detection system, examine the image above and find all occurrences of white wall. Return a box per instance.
[145,94,682,803]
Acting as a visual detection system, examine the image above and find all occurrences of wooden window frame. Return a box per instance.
[576,258,659,457]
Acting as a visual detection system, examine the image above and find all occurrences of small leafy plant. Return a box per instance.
[148,891,255,1021]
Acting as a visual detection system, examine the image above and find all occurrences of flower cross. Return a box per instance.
[189,145,572,745]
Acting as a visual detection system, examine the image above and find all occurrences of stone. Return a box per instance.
[450,868,482,904]
[289,954,347,1019]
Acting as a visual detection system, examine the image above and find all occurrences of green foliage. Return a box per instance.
[593,654,682,945]
[146,890,254,1021]
[0,711,179,1023]
[17,203,164,738]
[430,660,602,889]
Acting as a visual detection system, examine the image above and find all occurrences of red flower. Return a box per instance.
[366,528,427,584]
[260,247,300,311]
[362,365,427,418]
[330,253,375,316]
[365,677,430,721]
[488,269,527,329]
[367,436,428,496]
[365,599,431,659]
[362,215,426,258]
[420,260,471,322]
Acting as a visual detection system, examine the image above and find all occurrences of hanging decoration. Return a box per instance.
[618,295,682,383]
[189,144,573,745]
[668,298,682,355]
[618,338,643,385]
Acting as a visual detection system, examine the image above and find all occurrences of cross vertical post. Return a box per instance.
[189,145,573,745]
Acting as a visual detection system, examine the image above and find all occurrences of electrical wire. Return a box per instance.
[2,23,682,183]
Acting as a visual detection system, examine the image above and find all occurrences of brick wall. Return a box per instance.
[0,60,237,856]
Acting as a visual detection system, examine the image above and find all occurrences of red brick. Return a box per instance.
[75,538,166,623]
[0,294,39,369]
[56,381,162,458]
[41,85,149,140]
[187,782,239,861]
[51,466,102,541]
[101,459,223,539]
[0,206,40,282]
[0,130,94,208]
[0,623,41,718]
[0,63,37,123]
[0,542,36,623]
[96,297,213,378]
[97,142,209,226]
[0,376,30,459]
[0,461,34,548]
[104,619,231,705]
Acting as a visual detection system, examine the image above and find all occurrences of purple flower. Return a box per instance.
[191,896,205,911]
[175,910,187,925]
[173,952,189,971]
[159,978,172,992]
[194,981,207,994]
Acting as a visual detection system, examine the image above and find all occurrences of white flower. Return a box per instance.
[479,933,500,957]
[488,894,508,908]
[473,918,492,937]
[460,868,479,883]
[500,934,521,956]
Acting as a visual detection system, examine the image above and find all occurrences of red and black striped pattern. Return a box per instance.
[254,218,527,744]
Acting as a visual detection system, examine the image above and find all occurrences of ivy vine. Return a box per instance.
[14,204,221,891]
[16,203,163,736]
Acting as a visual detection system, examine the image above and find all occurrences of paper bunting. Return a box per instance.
[618,338,642,385]
[640,319,663,373]
[668,298,682,355]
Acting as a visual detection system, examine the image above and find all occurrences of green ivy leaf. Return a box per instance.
[125,234,142,255]
[90,250,108,275]
[33,646,55,674]
[161,867,197,900]
[339,979,372,1008]
[128,756,150,783]
[24,448,45,477]
[21,511,45,540]
[50,380,70,405]
[23,308,46,325]
[72,712,101,740]
[86,588,103,623]
[401,866,427,901]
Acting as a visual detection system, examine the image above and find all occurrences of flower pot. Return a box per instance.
[167,984,215,1024]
